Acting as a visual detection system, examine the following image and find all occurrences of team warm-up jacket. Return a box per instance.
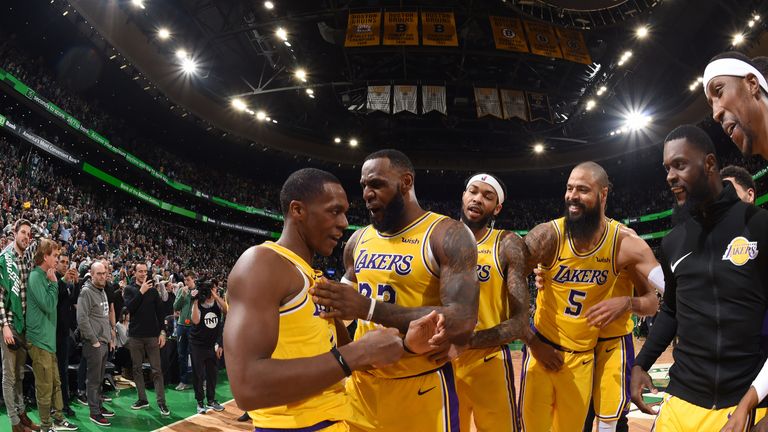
[635,183,768,409]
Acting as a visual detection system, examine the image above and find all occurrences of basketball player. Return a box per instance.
[518,161,661,432]
[628,125,768,431]
[225,168,442,432]
[452,173,535,432]
[309,149,479,432]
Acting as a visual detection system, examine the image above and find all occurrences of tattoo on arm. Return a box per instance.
[471,232,531,349]
[522,223,558,272]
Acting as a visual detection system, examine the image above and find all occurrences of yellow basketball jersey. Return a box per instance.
[475,228,509,331]
[352,212,448,379]
[535,217,621,352]
[248,242,351,428]
[599,270,635,338]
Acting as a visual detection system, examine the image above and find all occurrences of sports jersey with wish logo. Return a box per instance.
[352,211,448,379]
[536,217,621,352]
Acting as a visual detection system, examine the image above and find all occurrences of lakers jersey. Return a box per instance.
[475,228,509,331]
[352,212,448,379]
[600,270,635,338]
[536,217,621,352]
[248,242,351,428]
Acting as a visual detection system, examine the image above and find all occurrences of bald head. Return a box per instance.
[91,262,107,288]
[573,161,609,189]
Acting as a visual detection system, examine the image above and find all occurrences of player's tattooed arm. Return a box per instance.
[469,232,533,349]
[522,222,558,272]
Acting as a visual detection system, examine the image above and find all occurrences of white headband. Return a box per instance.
[703,58,768,97]
[466,174,505,205]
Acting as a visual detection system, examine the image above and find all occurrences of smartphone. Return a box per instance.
[69,262,76,270]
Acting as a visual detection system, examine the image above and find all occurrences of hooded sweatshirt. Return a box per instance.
[76,279,111,345]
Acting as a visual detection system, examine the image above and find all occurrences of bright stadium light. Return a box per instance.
[295,68,307,82]
[264,1,274,9]
[349,138,358,147]
[231,98,247,111]
[175,49,188,59]
[276,28,288,41]
[256,111,267,121]
[636,26,649,39]
[334,137,341,143]
[131,0,146,9]
[158,28,171,39]
[733,33,745,45]
[181,58,198,75]
[586,99,596,111]
[533,143,544,153]
[625,112,652,130]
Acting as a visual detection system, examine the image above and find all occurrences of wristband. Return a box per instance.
[330,346,352,376]
[751,358,768,403]
[366,297,376,321]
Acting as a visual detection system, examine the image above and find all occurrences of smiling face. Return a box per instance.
[461,181,501,232]
[563,166,605,242]
[663,138,713,208]
[707,74,765,158]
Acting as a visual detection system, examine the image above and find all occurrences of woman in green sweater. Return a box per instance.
[27,239,78,432]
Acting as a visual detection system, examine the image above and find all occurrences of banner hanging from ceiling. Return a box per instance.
[422,85,447,115]
[474,87,503,118]
[556,27,592,65]
[393,85,418,113]
[526,92,553,123]
[367,85,392,112]
[383,12,419,45]
[524,21,563,59]
[421,11,459,46]
[489,16,529,53]
[500,89,528,120]
[345,12,382,47]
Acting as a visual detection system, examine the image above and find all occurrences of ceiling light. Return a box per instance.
[109,54,116,60]
[610,131,616,136]
[175,49,187,59]
[533,143,544,153]
[294,68,307,82]
[596,85,607,96]
[256,111,267,121]
[689,83,697,91]
[266,116,271,122]
[276,28,288,41]
[622,50,633,59]
[181,58,198,74]
[119,64,127,69]
[231,98,247,111]
[755,14,761,21]
[636,26,648,39]
[284,41,291,47]
[308,94,315,98]
[264,1,274,9]
[349,139,358,147]
[334,137,341,143]
[272,119,278,124]
[131,0,145,9]
[749,20,755,28]
[306,88,314,95]
[625,112,652,130]
[586,99,596,111]
[158,28,171,39]
[696,76,703,83]
[62,10,69,16]
[618,60,625,66]
[733,33,745,45]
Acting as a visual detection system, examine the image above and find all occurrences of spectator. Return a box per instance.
[113,307,131,378]
[27,239,78,431]
[76,261,115,426]
[173,272,195,391]
[55,252,79,417]
[189,279,227,414]
[124,262,170,416]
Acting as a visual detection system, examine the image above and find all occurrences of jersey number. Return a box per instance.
[564,289,587,317]
[358,282,397,305]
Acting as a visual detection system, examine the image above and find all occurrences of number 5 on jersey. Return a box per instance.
[565,289,587,317]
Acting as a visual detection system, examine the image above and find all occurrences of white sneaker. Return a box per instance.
[175,383,190,391]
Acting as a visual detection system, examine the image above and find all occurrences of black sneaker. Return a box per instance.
[100,407,115,418]
[237,412,250,422]
[76,393,88,406]
[131,400,149,410]
[53,418,79,430]
[89,415,111,427]
[101,395,112,403]
[158,403,170,416]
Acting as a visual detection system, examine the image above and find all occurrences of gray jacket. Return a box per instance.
[76,280,111,345]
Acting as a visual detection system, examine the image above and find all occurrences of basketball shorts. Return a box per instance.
[454,345,519,432]
[593,334,634,421]
[652,395,767,431]
[254,420,349,431]
[345,363,459,432]
[519,344,594,432]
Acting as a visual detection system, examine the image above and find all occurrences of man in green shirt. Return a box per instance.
[173,272,195,391]
[27,239,78,431]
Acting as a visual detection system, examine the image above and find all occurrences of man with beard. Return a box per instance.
[518,162,660,432]
[452,173,541,432]
[309,149,479,432]
[628,125,768,431]
[225,168,440,431]
[705,51,768,160]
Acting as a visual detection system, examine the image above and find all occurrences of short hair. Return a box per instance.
[14,219,31,233]
[720,165,756,192]
[33,239,60,266]
[465,173,508,204]
[364,149,415,175]
[279,168,342,216]
[184,271,197,280]
[752,56,768,78]
[134,262,148,271]
[573,161,609,189]
[664,125,717,158]
[710,50,754,65]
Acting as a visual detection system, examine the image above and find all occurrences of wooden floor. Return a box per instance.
[161,338,674,432]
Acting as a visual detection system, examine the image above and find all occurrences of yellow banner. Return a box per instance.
[421,11,458,46]
[383,12,418,45]
[524,21,562,59]
[489,16,529,53]
[345,12,381,47]
[556,27,592,65]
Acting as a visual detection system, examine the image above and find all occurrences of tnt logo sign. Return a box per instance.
[722,236,758,266]
[204,312,219,329]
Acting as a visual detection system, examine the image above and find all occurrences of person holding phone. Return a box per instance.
[124,262,170,416]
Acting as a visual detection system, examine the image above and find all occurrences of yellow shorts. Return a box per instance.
[519,344,594,432]
[454,345,519,432]
[346,363,459,432]
[652,395,767,431]
[254,420,349,431]
[592,334,634,421]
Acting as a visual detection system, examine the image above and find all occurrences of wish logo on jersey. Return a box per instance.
[552,264,609,285]
[476,264,491,282]
[354,249,414,275]
[722,236,758,266]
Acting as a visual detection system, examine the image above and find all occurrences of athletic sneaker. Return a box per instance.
[39,427,55,432]
[175,383,190,391]
[53,418,79,430]
[206,400,224,412]
[100,407,115,418]
[196,402,208,415]
[159,404,171,416]
[131,400,149,410]
[237,412,250,422]
[89,415,111,427]
[101,395,112,403]
[76,394,88,406]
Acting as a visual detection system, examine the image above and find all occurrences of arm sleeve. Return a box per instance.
[635,248,677,371]
[76,290,97,344]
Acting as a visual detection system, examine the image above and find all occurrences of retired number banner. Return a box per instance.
[383,12,418,45]
[421,11,458,46]
[345,12,382,47]
[489,16,529,53]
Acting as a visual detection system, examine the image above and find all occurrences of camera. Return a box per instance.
[193,279,213,301]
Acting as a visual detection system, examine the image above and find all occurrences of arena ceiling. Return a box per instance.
[18,1,768,171]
